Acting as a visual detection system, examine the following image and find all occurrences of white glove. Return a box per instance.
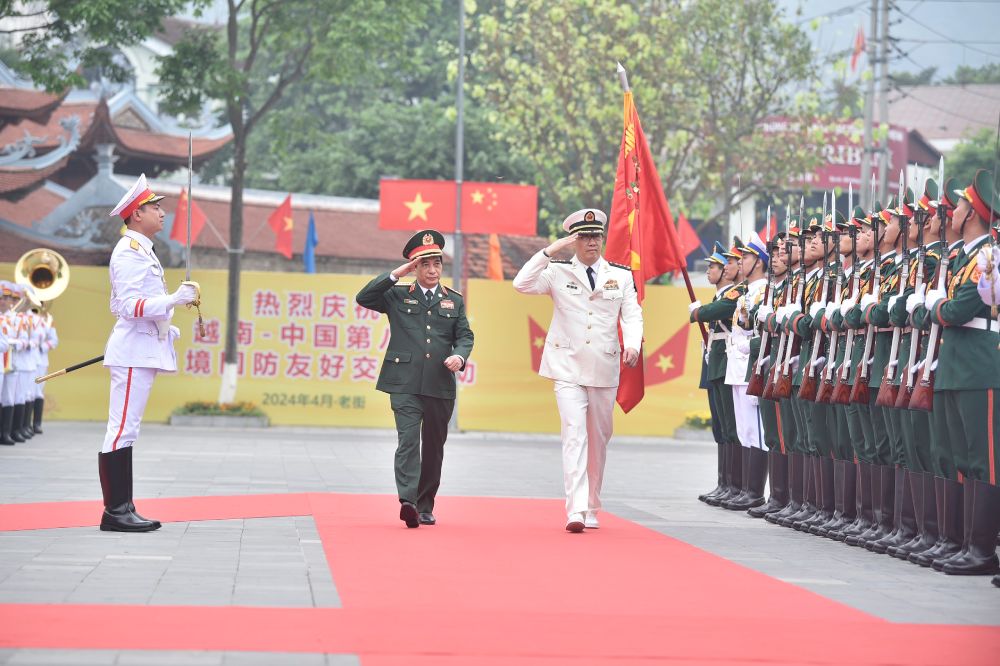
[840,297,856,316]
[888,295,900,311]
[976,245,999,271]
[747,394,759,407]
[808,302,824,319]
[756,304,773,323]
[859,293,877,310]
[171,284,199,306]
[925,288,946,309]
[688,300,701,314]
[905,292,923,314]
[977,247,1000,306]
[169,325,180,339]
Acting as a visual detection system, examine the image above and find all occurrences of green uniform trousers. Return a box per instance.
[940,388,1000,485]
[884,406,905,467]
[758,397,780,451]
[831,404,853,461]
[846,403,864,462]
[389,392,455,512]
[900,410,932,473]
[930,392,957,480]
[711,379,739,445]
[857,393,891,465]
[778,398,796,455]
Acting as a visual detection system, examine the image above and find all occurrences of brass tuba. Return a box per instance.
[14,248,70,309]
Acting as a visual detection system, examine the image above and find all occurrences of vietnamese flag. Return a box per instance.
[462,182,537,234]
[528,316,547,373]
[268,194,294,259]
[644,325,689,386]
[379,179,537,235]
[605,82,685,413]
[379,179,456,231]
[169,188,207,245]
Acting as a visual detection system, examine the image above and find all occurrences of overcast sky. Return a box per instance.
[781,0,1000,79]
[185,0,1000,81]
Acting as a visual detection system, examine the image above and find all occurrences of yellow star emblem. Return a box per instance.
[656,354,674,373]
[404,193,433,222]
[283,216,293,231]
[471,190,484,204]
[533,336,544,348]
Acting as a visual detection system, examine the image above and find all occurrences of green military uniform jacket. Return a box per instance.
[840,259,875,384]
[356,273,475,400]
[888,243,941,385]
[691,283,744,382]
[927,236,1000,390]
[860,252,901,386]
[785,265,825,385]
[912,241,963,332]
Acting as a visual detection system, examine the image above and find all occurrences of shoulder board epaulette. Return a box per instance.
[607,261,630,270]
[550,259,572,265]
[129,239,141,251]
[443,285,463,297]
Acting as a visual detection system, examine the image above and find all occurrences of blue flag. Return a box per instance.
[304,211,318,273]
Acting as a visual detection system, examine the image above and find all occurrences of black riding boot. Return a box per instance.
[99,448,159,532]
[32,397,44,434]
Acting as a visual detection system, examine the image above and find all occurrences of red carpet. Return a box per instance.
[0,492,997,664]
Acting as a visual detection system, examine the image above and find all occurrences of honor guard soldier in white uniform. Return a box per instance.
[31,305,57,434]
[100,174,200,532]
[0,282,15,445]
[10,285,36,442]
[513,208,643,532]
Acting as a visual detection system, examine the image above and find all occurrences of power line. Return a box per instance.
[889,84,998,126]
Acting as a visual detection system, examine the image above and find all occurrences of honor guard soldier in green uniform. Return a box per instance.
[913,170,1000,575]
[692,242,744,505]
[356,230,475,528]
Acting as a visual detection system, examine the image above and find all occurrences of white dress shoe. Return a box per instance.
[584,512,600,529]
[565,512,585,533]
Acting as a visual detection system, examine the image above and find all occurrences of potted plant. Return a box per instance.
[169,401,269,427]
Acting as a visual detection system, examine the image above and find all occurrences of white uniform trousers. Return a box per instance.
[102,366,157,453]
[34,365,47,399]
[14,371,32,404]
[553,380,616,518]
[731,384,763,450]
[0,373,12,406]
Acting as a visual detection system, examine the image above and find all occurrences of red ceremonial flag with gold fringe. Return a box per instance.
[605,88,685,413]
[169,188,207,245]
[268,194,294,259]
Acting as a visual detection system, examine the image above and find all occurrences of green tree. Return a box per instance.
[0,0,188,91]
[890,67,936,87]
[156,0,425,402]
[947,127,999,191]
[232,0,531,199]
[942,63,1000,85]
[469,0,821,234]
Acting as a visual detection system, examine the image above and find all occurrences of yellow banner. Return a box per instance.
[5,263,713,436]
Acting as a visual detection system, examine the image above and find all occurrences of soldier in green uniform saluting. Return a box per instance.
[356,230,475,528]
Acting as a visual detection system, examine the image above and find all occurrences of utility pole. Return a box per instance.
[878,0,890,203]
[860,0,878,210]
[450,0,465,431]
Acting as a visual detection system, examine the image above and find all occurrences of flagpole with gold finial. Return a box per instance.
[616,62,706,344]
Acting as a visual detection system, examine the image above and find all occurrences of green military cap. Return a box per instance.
[877,197,896,224]
[940,177,962,214]
[917,178,939,214]
[787,218,801,237]
[956,169,1000,223]
[851,205,867,226]
[723,237,744,259]
[828,211,849,230]
[403,229,446,260]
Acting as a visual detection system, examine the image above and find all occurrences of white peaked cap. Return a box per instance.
[109,173,165,219]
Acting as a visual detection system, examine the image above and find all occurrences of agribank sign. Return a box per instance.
[759,116,910,190]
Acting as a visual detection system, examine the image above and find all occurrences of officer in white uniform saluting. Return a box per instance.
[513,208,643,532]
[100,174,199,532]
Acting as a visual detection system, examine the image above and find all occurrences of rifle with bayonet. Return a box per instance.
[818,184,851,404]
[832,187,861,405]
[773,196,807,400]
[849,186,883,405]
[895,182,930,409]
[799,192,831,401]
[762,204,792,400]
[876,171,909,407]
[746,204,774,397]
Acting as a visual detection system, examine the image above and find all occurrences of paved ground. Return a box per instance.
[0,421,997,664]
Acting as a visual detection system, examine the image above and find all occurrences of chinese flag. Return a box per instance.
[462,182,537,234]
[606,87,684,413]
[644,325,689,386]
[379,179,537,235]
[851,26,866,72]
[268,194,294,259]
[169,188,207,245]
[487,233,504,280]
[528,316,547,373]
[677,213,700,259]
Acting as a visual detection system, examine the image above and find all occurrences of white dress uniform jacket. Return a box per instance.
[11,313,34,371]
[725,278,767,386]
[513,251,643,388]
[103,230,179,372]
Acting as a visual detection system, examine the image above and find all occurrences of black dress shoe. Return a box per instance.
[399,501,419,528]
[419,512,436,525]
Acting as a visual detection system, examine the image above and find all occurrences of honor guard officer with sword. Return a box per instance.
[99,174,200,532]
[513,209,642,532]
[356,230,475,529]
